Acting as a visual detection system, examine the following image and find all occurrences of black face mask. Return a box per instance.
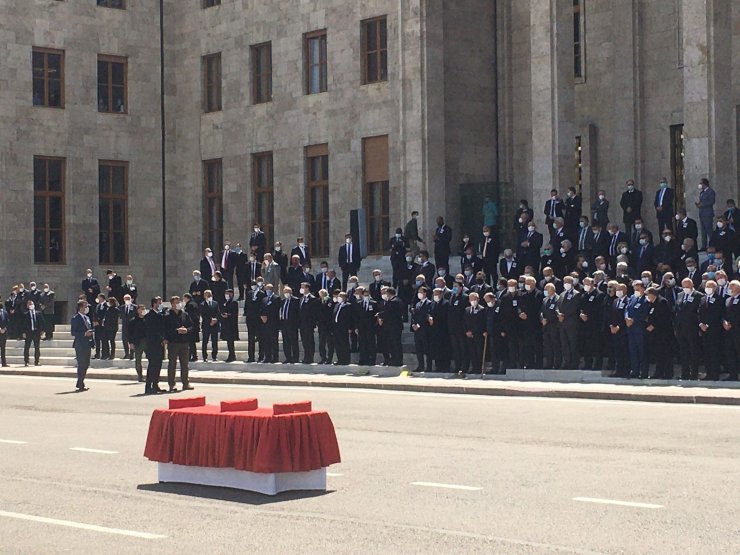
[476,278,485,284]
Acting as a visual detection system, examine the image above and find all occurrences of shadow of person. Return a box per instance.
[136,482,333,506]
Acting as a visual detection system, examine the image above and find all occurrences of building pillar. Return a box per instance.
[682,0,733,219]
[529,0,574,229]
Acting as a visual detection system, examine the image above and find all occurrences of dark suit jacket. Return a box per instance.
[70,312,94,348]
[675,217,699,245]
[654,187,675,212]
[338,244,361,272]
[291,245,311,267]
[23,310,46,336]
[498,258,522,280]
[200,257,217,282]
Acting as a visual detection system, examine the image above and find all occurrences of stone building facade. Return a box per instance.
[0,0,738,319]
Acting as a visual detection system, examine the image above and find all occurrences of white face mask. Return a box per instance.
[705,288,715,296]
[544,290,551,298]
[667,279,676,286]
[298,242,305,248]
[284,293,292,300]
[194,275,200,281]
[375,275,383,281]
[663,236,672,242]
[178,302,185,310]
[483,232,490,237]
[563,283,573,291]
[634,291,643,298]
[83,307,90,315]
[254,227,260,232]
[125,300,132,306]
[635,224,642,231]
[717,278,727,286]
[598,195,605,201]
[333,296,339,303]
[345,239,352,244]
[433,296,442,303]
[507,286,516,293]
[583,285,592,293]
[126,280,133,285]
[641,277,650,286]
[525,284,533,292]
[528,226,536,233]
[616,291,624,298]
[470,300,478,308]
[582,261,589,268]
[43,288,49,293]
[698,184,703,190]
[299,288,306,295]
[620,248,628,254]
[417,293,425,301]
[206,252,213,258]
[87,273,92,279]
[28,304,35,311]
[683,287,693,295]
[381,294,388,301]
[225,295,232,301]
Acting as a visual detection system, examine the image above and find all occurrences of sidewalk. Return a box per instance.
[2,365,740,406]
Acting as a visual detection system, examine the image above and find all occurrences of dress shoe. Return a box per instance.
[182,384,194,391]
[1,364,8,367]
[168,386,178,393]
[34,361,40,366]
[246,358,255,363]
[76,386,89,392]
[137,376,145,383]
[24,362,29,367]
[225,357,235,363]
[211,358,218,362]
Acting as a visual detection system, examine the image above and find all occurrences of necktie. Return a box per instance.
[595,232,600,244]
[323,275,327,289]
[610,235,617,255]
[483,239,488,258]
[364,299,369,310]
[579,229,585,250]
[550,201,555,218]
[282,299,289,320]
[641,246,646,258]
[209,257,216,273]
[31,311,35,331]
[659,189,665,206]
[348,245,352,264]
[335,304,341,323]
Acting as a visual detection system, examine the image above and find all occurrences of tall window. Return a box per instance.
[203,0,220,7]
[203,53,222,112]
[98,55,127,113]
[98,161,128,265]
[203,159,224,250]
[670,124,685,208]
[361,16,388,84]
[306,145,330,256]
[32,48,64,108]
[97,0,125,8]
[363,136,390,254]
[252,152,275,247]
[573,0,584,80]
[676,0,684,67]
[251,42,272,104]
[574,136,583,195]
[33,157,65,264]
[304,30,327,94]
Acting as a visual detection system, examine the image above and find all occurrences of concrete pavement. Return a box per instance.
[0,375,738,553]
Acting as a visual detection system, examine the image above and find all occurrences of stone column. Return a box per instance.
[682,0,733,219]
[529,0,575,228]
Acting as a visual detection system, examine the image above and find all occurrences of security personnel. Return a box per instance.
[182,293,200,362]
[540,283,561,369]
[200,290,220,362]
[259,284,280,363]
[698,279,724,380]
[92,294,108,359]
[675,278,704,380]
[316,289,335,364]
[498,280,520,368]
[447,280,469,373]
[120,294,136,360]
[81,269,101,307]
[578,277,605,370]
[278,286,300,364]
[557,275,581,368]
[624,281,650,379]
[463,292,486,376]
[433,216,453,272]
[645,287,675,379]
[480,226,500,283]
[410,286,433,372]
[483,292,508,374]
[22,298,45,366]
[242,281,264,363]
[722,280,740,381]
[607,282,629,378]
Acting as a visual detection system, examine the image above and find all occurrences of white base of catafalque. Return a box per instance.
[157,462,327,495]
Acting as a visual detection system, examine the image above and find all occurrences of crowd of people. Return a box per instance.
[3,177,740,393]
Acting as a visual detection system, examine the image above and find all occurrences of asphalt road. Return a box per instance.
[0,374,738,554]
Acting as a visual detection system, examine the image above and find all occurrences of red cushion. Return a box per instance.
[220,398,258,412]
[273,401,312,415]
[169,396,206,410]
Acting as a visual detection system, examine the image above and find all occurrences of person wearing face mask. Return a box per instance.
[121,274,138,304]
[479,225,500,284]
[257,284,280,363]
[644,287,675,379]
[425,287,450,372]
[714,271,730,298]
[722,280,740,381]
[217,242,237,288]
[336,234,361,290]
[70,300,95,391]
[200,248,217,282]
[0,296,8,367]
[540,283,561,370]
[410,286,434,372]
[696,279,724,381]
[482,292,506,374]
[710,218,735,259]
[550,217,566,255]
[590,223,609,263]
[620,179,643,238]
[296,282,319,364]
[606,223,627,273]
[445,277,469,373]
[577,277,605,370]
[675,278,704,380]
[432,216,453,274]
[315,264,340,296]
[261,253,281,290]
[416,250,436,287]
[538,267,562,295]
[628,218,649,253]
[674,207,698,246]
[92,294,108,360]
[102,297,121,360]
[404,211,423,257]
[189,270,208,303]
[516,276,543,369]
[606,283,629,377]
[200,290,221,363]
[654,177,676,232]
[398,255,419,321]
[105,270,124,303]
[554,240,576,279]
[240,280,263,363]
[127,304,148,382]
[514,200,535,230]
[249,223,266,261]
[695,178,716,251]
[120,294,136,360]
[164,296,194,392]
[22,298,45,367]
[389,228,410,287]
[315,289,336,364]
[375,287,402,366]
[37,283,55,341]
[518,220,544,272]
[634,233,655,275]
[678,257,702,289]
[544,189,564,239]
[623,281,650,379]
[575,217,594,259]
[25,282,41,306]
[591,190,610,229]
[654,230,681,272]
[539,246,558,281]
[657,272,681,309]
[286,254,306,294]
[275,286,298,364]
[233,243,249,301]
[679,238,699,268]
[556,276,581,369]
[462,292,486,376]
[331,292,353,365]
[498,249,521,282]
[181,293,201,363]
[563,186,582,242]
[497,279,521,368]
[272,241,289,285]
[218,289,239,363]
[289,236,311,268]
[81,269,101,307]
[143,298,166,394]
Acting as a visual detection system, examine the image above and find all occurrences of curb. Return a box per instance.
[2,369,739,406]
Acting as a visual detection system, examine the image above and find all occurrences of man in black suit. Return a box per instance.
[81,269,101,307]
[370,270,390,303]
[249,223,266,260]
[606,223,627,272]
[389,228,410,288]
[298,282,318,363]
[353,286,378,366]
[259,285,280,363]
[518,221,543,272]
[234,243,249,301]
[433,216,453,272]
[243,280,265,363]
[332,292,353,365]
[480,225,500,283]
[338,234,361,290]
[219,289,239,363]
[317,289,336,364]
[219,242,238,288]
[200,290,220,362]
[143,298,165,394]
[314,261,337,294]
[698,279,725,380]
[675,208,698,245]
[0,298,8,367]
[620,179,643,238]
[563,187,582,242]
[678,257,702,289]
[291,237,311,267]
[278,286,300,363]
[22,298,45,366]
[105,270,123,302]
[200,248,217,283]
[418,251,436,286]
[189,270,208,304]
[645,287,675,379]
[654,178,676,233]
[498,249,521,281]
[120,294,137,360]
[675,278,704,380]
[70,300,94,391]
[376,288,404,366]
[92,294,108,359]
[544,190,565,239]
[634,233,656,275]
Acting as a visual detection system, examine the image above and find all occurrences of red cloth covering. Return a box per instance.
[221,398,258,412]
[272,401,312,415]
[144,403,341,473]
[169,396,206,410]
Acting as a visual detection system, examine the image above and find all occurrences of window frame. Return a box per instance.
[305,144,330,257]
[33,156,66,265]
[361,16,388,85]
[202,53,223,113]
[304,30,328,95]
[574,136,583,196]
[96,0,126,8]
[97,54,128,114]
[203,159,224,251]
[202,0,221,7]
[98,160,129,265]
[251,42,273,104]
[573,0,585,82]
[252,152,275,248]
[670,124,685,209]
[362,136,390,255]
[32,47,65,108]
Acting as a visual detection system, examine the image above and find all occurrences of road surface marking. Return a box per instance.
[326,472,343,477]
[69,447,118,455]
[411,481,482,491]
[0,510,166,539]
[573,497,663,509]
[0,439,28,445]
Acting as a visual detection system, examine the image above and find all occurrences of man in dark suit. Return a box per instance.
[675,208,698,245]
[606,224,627,272]
[143,298,166,394]
[234,243,249,301]
[298,282,319,364]
[0,298,8,367]
[620,180,643,238]
[645,287,675,379]
[376,288,403,367]
[563,187,582,242]
[433,216,453,272]
[249,223,266,260]
[71,300,94,391]
[389,228,410,288]
[722,281,740,381]
[698,279,725,380]
[219,242,238,288]
[200,248,217,283]
[634,233,655,275]
[200,290,220,362]
[678,258,702,289]
[370,270,391,303]
[120,294,137,360]
[410,286,433,372]
[105,270,123,302]
[278,286,300,363]
[332,292,353,365]
[418,251,436,286]
[189,270,208,304]
[675,278,704,380]
[314,262,338,295]
[338,234,361,290]
[92,294,108,359]
[518,221,543,271]
[21,298,44,366]
[219,289,239,363]
[259,285,280,363]
[544,190,564,239]
[243,280,265,363]
[480,225,500,283]
[291,237,311,267]
[498,249,521,281]
[654,178,676,232]
[353,287,378,366]
[81,269,101,307]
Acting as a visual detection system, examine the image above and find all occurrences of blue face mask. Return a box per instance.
[707,272,716,280]
[415,280,422,287]
[708,254,715,261]
[451,287,459,294]
[266,291,273,297]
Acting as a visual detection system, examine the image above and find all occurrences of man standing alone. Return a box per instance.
[164,296,194,392]
[70,300,94,392]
